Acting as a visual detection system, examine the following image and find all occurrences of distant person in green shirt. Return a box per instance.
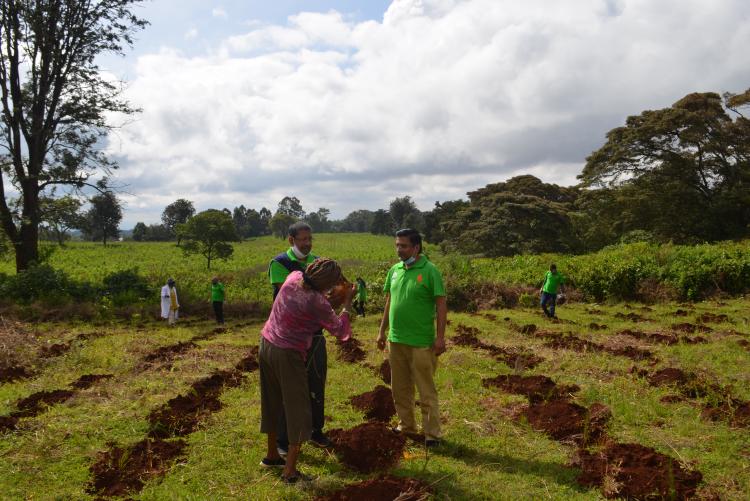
[540,264,565,318]
[377,228,447,447]
[268,222,331,455]
[211,277,225,325]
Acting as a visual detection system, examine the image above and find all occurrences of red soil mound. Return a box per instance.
[575,442,702,500]
[141,341,198,365]
[696,313,729,324]
[235,346,260,372]
[674,309,689,316]
[0,365,32,383]
[614,312,646,322]
[671,323,712,334]
[0,415,18,432]
[350,385,396,422]
[523,401,610,445]
[87,438,187,497]
[701,399,750,428]
[453,324,544,369]
[588,323,607,331]
[378,359,391,385]
[39,342,72,358]
[328,422,406,472]
[648,368,690,386]
[618,329,678,345]
[315,474,431,501]
[70,374,113,389]
[542,332,653,361]
[482,374,579,403]
[337,337,367,363]
[14,389,75,417]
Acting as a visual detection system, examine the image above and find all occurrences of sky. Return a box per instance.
[97,0,750,227]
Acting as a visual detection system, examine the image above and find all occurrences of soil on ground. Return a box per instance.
[336,337,367,363]
[671,323,712,334]
[140,341,198,367]
[328,422,406,472]
[315,474,431,501]
[70,374,113,389]
[14,389,75,417]
[481,374,579,403]
[453,324,544,369]
[38,342,72,358]
[0,365,32,383]
[523,401,610,445]
[575,442,703,500]
[350,385,396,422]
[87,438,187,497]
[378,359,391,385]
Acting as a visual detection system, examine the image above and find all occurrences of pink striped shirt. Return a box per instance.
[261,271,351,357]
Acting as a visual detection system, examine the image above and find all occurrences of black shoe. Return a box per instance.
[425,439,442,448]
[276,445,288,458]
[283,470,313,484]
[259,457,285,468]
[309,432,332,448]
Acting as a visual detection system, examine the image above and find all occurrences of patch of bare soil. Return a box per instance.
[377,359,391,385]
[13,389,75,418]
[315,474,431,501]
[70,374,114,390]
[618,329,679,345]
[38,341,72,358]
[696,313,730,324]
[672,323,713,334]
[328,422,406,472]
[588,323,607,331]
[453,324,544,369]
[350,385,396,422]
[235,346,260,372]
[0,365,32,383]
[541,332,654,361]
[614,312,647,322]
[574,442,703,500]
[523,401,610,445]
[481,374,579,403]
[190,326,227,342]
[336,337,367,363]
[701,399,750,428]
[147,369,245,438]
[87,438,187,497]
[140,341,198,368]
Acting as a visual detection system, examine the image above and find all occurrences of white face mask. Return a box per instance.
[292,244,309,259]
[402,254,417,266]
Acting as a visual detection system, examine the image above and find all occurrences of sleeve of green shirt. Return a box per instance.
[430,266,446,297]
[383,267,393,293]
[268,260,288,285]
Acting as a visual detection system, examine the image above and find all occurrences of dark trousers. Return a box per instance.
[277,333,326,448]
[212,301,224,324]
[541,292,557,317]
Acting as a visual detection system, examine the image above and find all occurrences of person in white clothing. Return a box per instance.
[161,278,179,325]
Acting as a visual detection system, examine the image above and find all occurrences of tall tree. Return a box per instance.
[161,198,195,245]
[82,191,122,245]
[258,207,272,235]
[179,209,238,269]
[339,209,374,233]
[269,212,296,238]
[276,196,305,219]
[39,195,83,245]
[132,221,147,241]
[389,196,418,229]
[370,209,393,235]
[305,207,331,232]
[580,92,750,243]
[0,0,147,270]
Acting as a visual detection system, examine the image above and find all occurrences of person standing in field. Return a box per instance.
[211,277,225,325]
[160,278,179,326]
[259,258,355,483]
[539,263,565,319]
[268,222,331,455]
[377,228,447,448]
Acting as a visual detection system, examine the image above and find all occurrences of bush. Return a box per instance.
[0,264,95,304]
[101,268,151,306]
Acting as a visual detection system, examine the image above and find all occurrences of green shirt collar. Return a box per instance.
[286,247,316,264]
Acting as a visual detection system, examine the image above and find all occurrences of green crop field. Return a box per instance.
[1,236,750,500]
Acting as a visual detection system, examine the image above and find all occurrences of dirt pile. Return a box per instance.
[453,324,544,369]
[701,399,750,427]
[671,323,712,334]
[38,341,72,358]
[350,385,396,422]
[315,474,431,501]
[378,359,391,385]
[140,341,198,368]
[190,326,227,342]
[328,422,406,472]
[482,374,579,403]
[575,442,702,500]
[588,323,607,331]
[618,329,679,345]
[540,331,653,361]
[696,313,729,324]
[0,365,32,383]
[70,374,113,389]
[14,389,75,418]
[523,401,610,445]
[87,438,187,497]
[614,312,647,322]
[148,369,245,438]
[337,337,367,363]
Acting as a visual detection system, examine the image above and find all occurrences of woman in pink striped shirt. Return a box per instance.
[258,258,355,483]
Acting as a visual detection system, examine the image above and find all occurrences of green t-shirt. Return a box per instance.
[211,283,225,302]
[542,271,565,294]
[384,256,446,348]
[268,248,317,285]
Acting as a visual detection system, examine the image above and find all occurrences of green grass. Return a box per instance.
[1,297,749,499]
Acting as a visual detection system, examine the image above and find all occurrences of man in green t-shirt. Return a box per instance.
[210,277,225,324]
[268,222,331,455]
[539,263,565,318]
[377,229,447,447]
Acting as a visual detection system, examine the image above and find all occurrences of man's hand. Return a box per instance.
[432,337,446,356]
[376,332,387,351]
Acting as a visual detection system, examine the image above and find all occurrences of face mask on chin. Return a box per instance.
[292,244,309,259]
[402,254,417,266]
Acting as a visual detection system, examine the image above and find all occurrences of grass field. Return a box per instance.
[1,295,749,499]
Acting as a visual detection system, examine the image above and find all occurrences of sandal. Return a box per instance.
[283,470,313,484]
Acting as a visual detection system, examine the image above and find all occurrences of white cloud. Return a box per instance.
[212,7,228,19]
[108,0,750,225]
[184,27,198,40]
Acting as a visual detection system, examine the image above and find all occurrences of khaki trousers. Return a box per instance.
[389,341,441,440]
